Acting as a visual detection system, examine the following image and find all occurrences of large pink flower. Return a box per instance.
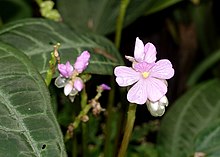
[114,38,174,104]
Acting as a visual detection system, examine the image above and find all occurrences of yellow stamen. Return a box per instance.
[142,72,149,78]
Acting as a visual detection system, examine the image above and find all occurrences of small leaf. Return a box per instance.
[57,0,182,35]
[0,18,123,76]
[157,79,220,157]
[0,42,66,156]
[194,120,220,157]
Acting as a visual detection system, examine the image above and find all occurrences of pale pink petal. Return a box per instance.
[127,79,148,105]
[74,51,90,73]
[150,59,174,79]
[146,78,167,102]
[64,83,73,96]
[143,42,157,63]
[114,66,140,87]
[134,37,145,62]
[74,77,84,91]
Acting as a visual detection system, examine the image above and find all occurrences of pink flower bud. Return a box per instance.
[74,77,84,92]
[74,51,90,73]
[58,61,74,78]
[100,84,111,90]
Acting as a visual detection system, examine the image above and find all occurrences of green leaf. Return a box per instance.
[157,79,220,157]
[0,18,123,76]
[143,0,183,16]
[57,0,182,35]
[0,0,32,24]
[194,120,220,157]
[0,42,66,156]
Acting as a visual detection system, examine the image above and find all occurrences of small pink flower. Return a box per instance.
[74,51,90,73]
[114,38,174,104]
[100,84,111,90]
[58,61,73,78]
[63,78,84,96]
[74,77,84,92]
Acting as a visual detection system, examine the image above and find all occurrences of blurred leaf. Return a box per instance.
[57,0,182,35]
[127,142,158,157]
[0,18,123,76]
[0,42,66,156]
[192,2,217,55]
[157,79,220,157]
[194,120,220,157]
[0,0,32,24]
[143,0,183,16]
[131,121,158,142]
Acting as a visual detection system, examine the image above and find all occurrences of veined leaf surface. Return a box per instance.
[0,18,123,77]
[0,42,66,157]
[157,80,220,157]
[57,0,182,35]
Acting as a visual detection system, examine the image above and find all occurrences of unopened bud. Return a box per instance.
[55,76,68,88]
[81,115,89,122]
[146,96,169,117]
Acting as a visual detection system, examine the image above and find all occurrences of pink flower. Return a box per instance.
[63,77,84,96]
[58,61,73,78]
[99,84,111,90]
[74,77,84,91]
[74,51,90,73]
[114,38,174,104]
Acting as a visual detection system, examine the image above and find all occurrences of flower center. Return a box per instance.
[142,72,149,78]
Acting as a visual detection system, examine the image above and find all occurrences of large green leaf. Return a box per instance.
[194,121,220,157]
[0,42,66,156]
[57,0,182,35]
[157,79,220,157]
[0,18,123,76]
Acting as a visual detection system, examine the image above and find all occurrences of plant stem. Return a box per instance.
[81,88,88,157]
[104,78,116,157]
[115,0,130,49]
[117,103,137,157]
[187,49,220,86]
[72,134,78,157]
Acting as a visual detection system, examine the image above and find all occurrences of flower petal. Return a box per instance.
[134,37,145,62]
[74,77,84,91]
[74,51,90,73]
[114,66,140,87]
[146,78,167,102]
[127,79,148,105]
[64,83,73,96]
[150,59,174,79]
[143,42,157,63]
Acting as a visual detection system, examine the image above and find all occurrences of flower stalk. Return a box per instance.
[115,0,130,48]
[64,84,110,141]
[117,103,137,157]
[45,43,60,86]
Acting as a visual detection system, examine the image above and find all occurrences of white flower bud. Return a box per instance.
[159,95,168,107]
[55,76,68,88]
[146,96,169,117]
